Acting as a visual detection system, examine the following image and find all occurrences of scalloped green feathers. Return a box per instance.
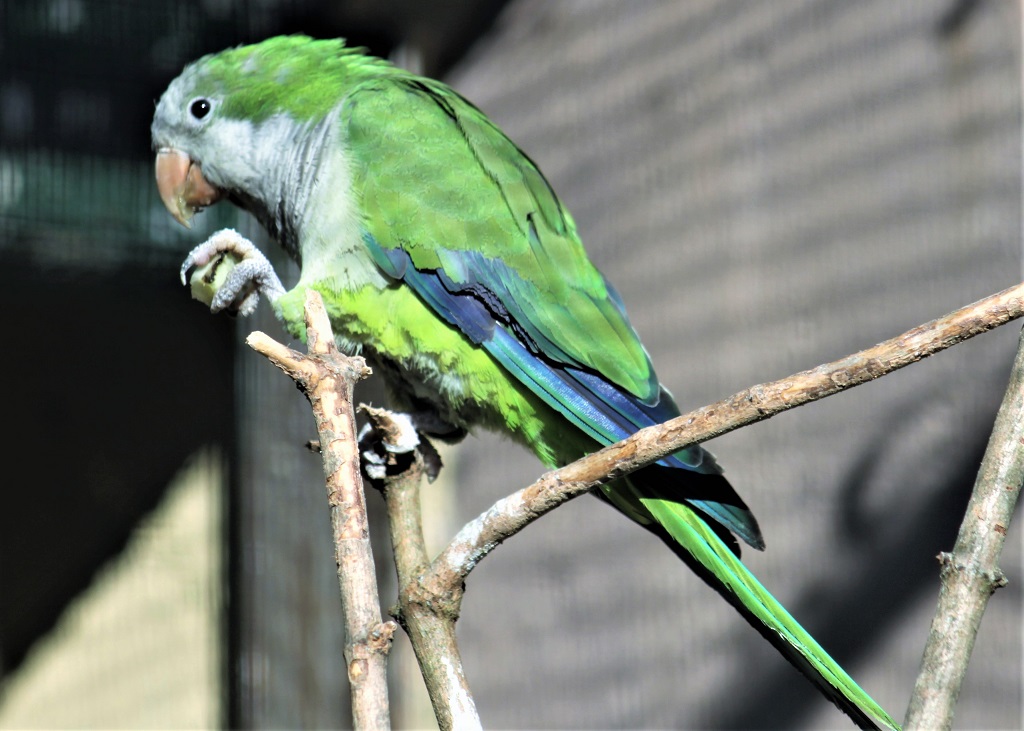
[344,76,660,402]
[182,36,393,124]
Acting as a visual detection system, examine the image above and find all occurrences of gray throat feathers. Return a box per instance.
[241,112,338,265]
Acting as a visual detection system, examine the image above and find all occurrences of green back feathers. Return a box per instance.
[186,35,395,124]
[343,77,660,400]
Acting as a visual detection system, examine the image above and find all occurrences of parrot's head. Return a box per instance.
[151,73,225,228]
[152,35,389,228]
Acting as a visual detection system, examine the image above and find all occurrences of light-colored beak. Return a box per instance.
[155,148,223,228]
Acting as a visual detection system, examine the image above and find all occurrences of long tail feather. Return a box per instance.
[639,493,900,731]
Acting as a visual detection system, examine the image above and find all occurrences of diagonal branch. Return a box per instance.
[431,279,1024,591]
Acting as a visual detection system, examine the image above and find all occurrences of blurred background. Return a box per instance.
[0,0,1021,728]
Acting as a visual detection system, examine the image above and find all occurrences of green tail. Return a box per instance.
[640,494,900,730]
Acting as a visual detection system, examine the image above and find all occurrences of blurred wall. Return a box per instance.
[441,1,1021,728]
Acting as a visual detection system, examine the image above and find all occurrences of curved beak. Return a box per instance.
[155,148,223,228]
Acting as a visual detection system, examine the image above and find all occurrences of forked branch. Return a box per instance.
[247,280,1024,731]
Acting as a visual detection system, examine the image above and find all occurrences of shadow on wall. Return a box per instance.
[715,379,1004,729]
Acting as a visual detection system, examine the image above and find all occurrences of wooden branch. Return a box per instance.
[903,327,1024,730]
[243,279,1024,731]
[364,407,482,731]
[431,280,1024,592]
[246,290,396,731]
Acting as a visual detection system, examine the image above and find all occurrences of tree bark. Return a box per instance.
[247,290,396,730]
[903,326,1023,730]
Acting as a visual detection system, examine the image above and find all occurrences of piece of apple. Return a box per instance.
[188,250,242,307]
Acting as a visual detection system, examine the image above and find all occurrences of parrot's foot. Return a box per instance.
[180,228,286,316]
[358,407,444,483]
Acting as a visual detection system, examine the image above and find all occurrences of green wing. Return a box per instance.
[340,73,761,542]
[341,76,659,403]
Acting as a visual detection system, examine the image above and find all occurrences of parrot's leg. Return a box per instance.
[180,228,286,316]
[357,410,445,482]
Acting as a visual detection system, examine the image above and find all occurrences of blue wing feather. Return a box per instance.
[364,233,764,548]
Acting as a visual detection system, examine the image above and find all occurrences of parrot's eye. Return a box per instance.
[189,98,213,120]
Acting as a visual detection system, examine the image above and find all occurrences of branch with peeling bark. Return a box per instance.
[428,280,1024,593]
[246,291,397,731]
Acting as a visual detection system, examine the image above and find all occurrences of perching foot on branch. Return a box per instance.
[359,406,445,483]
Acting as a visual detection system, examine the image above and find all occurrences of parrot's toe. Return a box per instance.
[180,228,285,315]
[358,407,444,483]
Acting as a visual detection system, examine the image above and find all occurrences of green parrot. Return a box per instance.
[152,35,898,730]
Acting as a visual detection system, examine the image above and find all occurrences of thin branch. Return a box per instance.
[903,326,1024,730]
[432,280,1024,592]
[364,407,481,731]
[246,290,396,730]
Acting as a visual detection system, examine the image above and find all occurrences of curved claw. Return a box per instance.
[210,258,275,314]
[358,407,446,483]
